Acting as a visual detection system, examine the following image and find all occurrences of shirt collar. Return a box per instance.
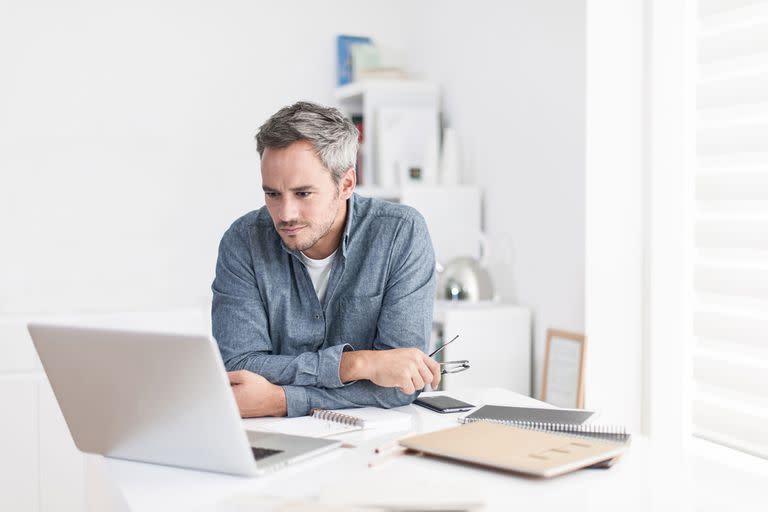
[340,192,356,257]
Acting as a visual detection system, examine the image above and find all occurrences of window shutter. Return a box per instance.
[693,0,768,458]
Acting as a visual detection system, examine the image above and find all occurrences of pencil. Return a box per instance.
[373,439,399,454]
[367,446,408,468]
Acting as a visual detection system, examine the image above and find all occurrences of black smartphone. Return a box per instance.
[413,395,475,413]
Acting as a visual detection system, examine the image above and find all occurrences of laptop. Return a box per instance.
[27,323,340,476]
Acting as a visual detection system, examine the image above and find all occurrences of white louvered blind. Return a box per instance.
[694,0,768,459]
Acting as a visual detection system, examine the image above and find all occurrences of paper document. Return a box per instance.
[255,407,412,438]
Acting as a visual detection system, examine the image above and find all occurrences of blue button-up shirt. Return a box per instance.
[211,193,436,416]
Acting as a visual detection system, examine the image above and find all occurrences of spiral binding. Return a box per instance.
[459,417,630,442]
[310,408,365,427]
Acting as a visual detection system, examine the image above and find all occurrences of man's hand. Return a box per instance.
[228,370,287,418]
[340,348,441,394]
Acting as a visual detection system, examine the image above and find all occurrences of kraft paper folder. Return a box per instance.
[398,421,628,478]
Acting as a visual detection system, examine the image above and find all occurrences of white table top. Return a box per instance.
[102,388,766,512]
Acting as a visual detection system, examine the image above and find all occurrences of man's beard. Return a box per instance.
[280,201,340,253]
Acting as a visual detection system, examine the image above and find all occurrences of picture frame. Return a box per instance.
[541,329,587,409]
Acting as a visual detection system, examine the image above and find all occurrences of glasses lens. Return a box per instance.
[441,363,469,374]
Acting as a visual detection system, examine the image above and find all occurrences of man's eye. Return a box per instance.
[297,192,312,198]
[265,192,279,198]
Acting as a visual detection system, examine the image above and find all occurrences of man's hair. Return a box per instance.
[255,101,359,185]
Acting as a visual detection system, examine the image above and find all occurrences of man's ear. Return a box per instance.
[339,167,356,199]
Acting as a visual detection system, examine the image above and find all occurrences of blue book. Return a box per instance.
[336,35,372,86]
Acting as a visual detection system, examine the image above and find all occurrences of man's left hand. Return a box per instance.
[228,370,287,418]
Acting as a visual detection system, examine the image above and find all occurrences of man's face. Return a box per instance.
[260,140,353,259]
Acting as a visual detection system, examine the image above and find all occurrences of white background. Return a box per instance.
[2,1,666,509]
[1,0,587,397]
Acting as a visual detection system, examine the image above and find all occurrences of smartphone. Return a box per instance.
[413,395,475,413]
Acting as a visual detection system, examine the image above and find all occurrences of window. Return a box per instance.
[691,0,768,459]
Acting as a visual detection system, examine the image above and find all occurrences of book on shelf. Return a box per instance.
[336,35,372,86]
[354,68,409,81]
[350,43,408,82]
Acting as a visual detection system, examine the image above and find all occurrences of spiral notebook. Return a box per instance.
[459,405,631,444]
[257,407,412,438]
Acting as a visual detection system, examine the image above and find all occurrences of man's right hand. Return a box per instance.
[340,348,441,394]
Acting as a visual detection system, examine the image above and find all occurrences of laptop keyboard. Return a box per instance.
[251,447,283,461]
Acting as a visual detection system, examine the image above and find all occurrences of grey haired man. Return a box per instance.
[212,101,440,417]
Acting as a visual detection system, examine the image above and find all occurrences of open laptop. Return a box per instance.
[27,323,340,476]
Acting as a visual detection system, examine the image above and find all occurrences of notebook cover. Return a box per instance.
[399,421,627,478]
[461,405,594,425]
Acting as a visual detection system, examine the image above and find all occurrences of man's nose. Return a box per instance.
[276,197,299,223]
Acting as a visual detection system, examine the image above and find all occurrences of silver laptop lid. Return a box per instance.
[28,323,258,476]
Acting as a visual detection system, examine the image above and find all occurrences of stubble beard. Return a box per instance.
[280,191,341,253]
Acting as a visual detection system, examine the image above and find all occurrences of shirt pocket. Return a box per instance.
[340,293,384,348]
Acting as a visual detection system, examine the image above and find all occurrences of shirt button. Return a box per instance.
[314,314,321,319]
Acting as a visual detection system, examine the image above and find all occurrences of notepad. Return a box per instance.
[461,405,594,424]
[399,421,629,478]
[459,405,630,443]
[256,407,412,438]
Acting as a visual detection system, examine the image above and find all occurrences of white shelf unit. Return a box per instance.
[336,80,484,264]
[354,185,402,201]
[335,79,440,189]
[431,301,532,396]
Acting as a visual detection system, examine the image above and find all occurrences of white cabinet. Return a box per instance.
[39,377,85,511]
[431,302,532,396]
[1,313,87,512]
[0,316,43,511]
[0,377,39,511]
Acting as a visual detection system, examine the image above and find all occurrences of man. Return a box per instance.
[212,101,440,418]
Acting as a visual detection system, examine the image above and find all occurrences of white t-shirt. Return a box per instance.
[298,249,338,303]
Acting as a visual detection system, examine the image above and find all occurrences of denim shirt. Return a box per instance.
[211,193,436,417]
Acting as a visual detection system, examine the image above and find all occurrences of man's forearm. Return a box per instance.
[339,348,441,394]
[259,383,287,417]
[230,370,288,418]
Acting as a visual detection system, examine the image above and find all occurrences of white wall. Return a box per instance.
[1,1,588,397]
[1,0,413,314]
[403,0,587,398]
[584,0,645,432]
[0,1,413,509]
[1,1,593,508]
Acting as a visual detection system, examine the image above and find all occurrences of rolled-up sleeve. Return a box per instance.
[283,382,415,417]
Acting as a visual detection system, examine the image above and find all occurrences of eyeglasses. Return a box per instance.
[430,334,470,374]
[439,360,470,374]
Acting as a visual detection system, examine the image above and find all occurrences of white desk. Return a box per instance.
[102,388,765,512]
